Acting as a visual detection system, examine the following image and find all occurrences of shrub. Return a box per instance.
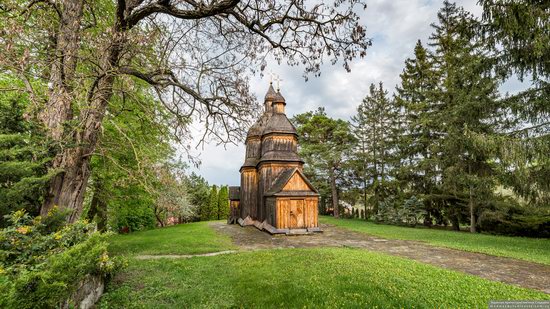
[375,196,426,227]
[478,201,550,237]
[0,209,125,308]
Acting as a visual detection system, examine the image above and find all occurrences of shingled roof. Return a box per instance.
[262,113,297,135]
[264,83,277,101]
[273,91,286,104]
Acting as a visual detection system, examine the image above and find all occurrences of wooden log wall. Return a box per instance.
[275,197,318,229]
[240,167,257,219]
[261,134,297,155]
[245,136,261,158]
[272,102,285,114]
[257,162,301,221]
[282,173,312,191]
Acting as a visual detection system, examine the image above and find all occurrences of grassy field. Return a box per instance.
[321,216,550,265]
[99,221,550,308]
[108,221,236,256]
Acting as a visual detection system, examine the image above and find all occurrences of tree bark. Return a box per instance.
[40,0,85,140]
[469,164,476,233]
[329,169,339,218]
[41,28,127,222]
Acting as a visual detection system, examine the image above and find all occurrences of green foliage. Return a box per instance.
[0,75,54,226]
[107,187,156,233]
[87,79,193,232]
[292,108,356,217]
[478,202,550,237]
[351,82,401,215]
[322,216,550,265]
[201,185,218,221]
[217,186,230,220]
[0,210,124,308]
[375,196,426,227]
[479,0,550,80]
[185,173,210,221]
[99,247,549,308]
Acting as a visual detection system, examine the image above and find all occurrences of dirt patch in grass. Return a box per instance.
[211,222,550,294]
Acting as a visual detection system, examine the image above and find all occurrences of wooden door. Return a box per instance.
[289,199,305,228]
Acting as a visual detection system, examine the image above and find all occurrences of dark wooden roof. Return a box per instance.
[262,113,297,134]
[229,186,240,200]
[259,151,303,163]
[265,168,318,196]
[273,91,286,104]
[264,84,277,101]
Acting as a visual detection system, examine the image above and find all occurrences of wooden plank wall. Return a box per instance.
[261,134,297,155]
[257,162,301,221]
[275,197,318,229]
[240,168,257,219]
[282,173,312,191]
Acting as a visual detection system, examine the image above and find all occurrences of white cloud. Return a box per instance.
[188,0,484,186]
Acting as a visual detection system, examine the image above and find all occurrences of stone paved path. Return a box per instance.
[210,222,550,294]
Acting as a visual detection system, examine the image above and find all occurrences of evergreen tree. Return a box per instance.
[351,82,400,216]
[394,40,441,224]
[479,0,550,208]
[186,173,210,220]
[429,1,501,232]
[0,75,55,226]
[217,186,229,220]
[204,185,218,221]
[292,108,356,218]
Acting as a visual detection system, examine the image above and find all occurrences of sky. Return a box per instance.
[187,0,523,186]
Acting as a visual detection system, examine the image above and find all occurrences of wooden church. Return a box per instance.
[228,83,321,234]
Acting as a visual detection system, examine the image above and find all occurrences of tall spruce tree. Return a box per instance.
[394,40,441,224]
[429,1,501,232]
[352,82,400,215]
[479,0,550,208]
[217,186,229,220]
[205,185,218,221]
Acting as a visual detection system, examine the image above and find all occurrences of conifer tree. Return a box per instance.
[205,185,218,221]
[394,40,441,222]
[0,76,54,226]
[217,186,230,220]
[292,108,356,218]
[428,1,501,232]
[352,82,400,215]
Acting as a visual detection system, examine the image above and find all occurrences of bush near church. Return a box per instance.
[0,209,124,308]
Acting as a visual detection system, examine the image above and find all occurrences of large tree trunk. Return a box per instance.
[40,0,85,140]
[468,163,476,233]
[41,28,126,222]
[329,169,339,218]
[363,177,368,220]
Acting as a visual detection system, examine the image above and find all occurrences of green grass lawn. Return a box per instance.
[99,248,549,308]
[321,216,550,265]
[108,221,236,256]
[99,221,550,308]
